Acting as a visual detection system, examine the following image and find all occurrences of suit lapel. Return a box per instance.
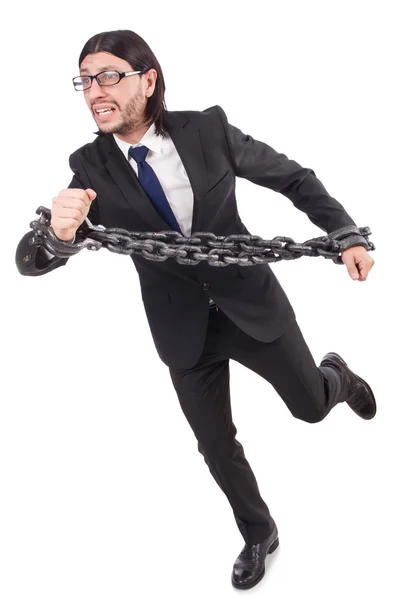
[100,110,207,234]
[164,111,207,234]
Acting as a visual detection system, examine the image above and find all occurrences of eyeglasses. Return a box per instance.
[72,68,149,91]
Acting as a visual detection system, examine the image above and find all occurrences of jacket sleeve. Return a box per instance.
[15,152,100,276]
[215,104,358,235]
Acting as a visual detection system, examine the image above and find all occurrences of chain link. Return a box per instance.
[28,206,375,267]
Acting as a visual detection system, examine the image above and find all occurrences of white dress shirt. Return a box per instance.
[113,122,194,237]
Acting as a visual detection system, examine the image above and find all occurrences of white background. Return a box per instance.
[2,1,396,598]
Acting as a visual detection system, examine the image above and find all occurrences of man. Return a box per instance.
[15,30,376,590]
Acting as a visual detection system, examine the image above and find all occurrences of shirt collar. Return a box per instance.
[112,121,163,162]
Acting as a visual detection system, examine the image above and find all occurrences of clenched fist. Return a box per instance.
[51,188,97,242]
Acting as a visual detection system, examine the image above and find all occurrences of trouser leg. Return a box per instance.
[169,309,275,545]
[227,316,349,423]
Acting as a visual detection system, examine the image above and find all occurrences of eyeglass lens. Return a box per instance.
[74,70,120,90]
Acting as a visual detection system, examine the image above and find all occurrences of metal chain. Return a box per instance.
[29,205,375,267]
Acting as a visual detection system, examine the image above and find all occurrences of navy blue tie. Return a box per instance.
[128,145,182,233]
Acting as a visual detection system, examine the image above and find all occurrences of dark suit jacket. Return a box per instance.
[15,104,358,368]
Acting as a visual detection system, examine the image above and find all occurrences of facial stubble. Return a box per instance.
[96,86,147,135]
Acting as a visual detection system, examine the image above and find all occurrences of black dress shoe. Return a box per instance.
[321,352,377,420]
[231,525,279,590]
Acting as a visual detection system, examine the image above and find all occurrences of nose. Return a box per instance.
[86,77,108,104]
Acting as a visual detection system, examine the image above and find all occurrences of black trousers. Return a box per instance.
[168,305,350,546]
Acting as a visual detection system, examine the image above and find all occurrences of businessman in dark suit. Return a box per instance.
[15,30,376,590]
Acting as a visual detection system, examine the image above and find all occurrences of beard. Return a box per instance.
[96,87,147,135]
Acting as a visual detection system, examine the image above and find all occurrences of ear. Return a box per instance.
[145,68,157,97]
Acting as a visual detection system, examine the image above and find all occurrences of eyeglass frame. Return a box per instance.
[72,67,150,91]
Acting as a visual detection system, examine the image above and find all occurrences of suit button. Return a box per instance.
[203,283,210,291]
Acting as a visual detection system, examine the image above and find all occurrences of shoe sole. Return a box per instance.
[326,352,376,419]
[231,537,279,590]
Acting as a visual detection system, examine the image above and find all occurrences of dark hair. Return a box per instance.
[79,30,168,138]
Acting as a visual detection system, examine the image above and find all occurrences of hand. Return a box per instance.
[341,246,375,281]
[51,188,97,242]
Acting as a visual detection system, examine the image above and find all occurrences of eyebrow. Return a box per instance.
[79,65,120,74]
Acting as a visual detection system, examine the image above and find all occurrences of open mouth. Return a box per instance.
[95,107,117,119]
